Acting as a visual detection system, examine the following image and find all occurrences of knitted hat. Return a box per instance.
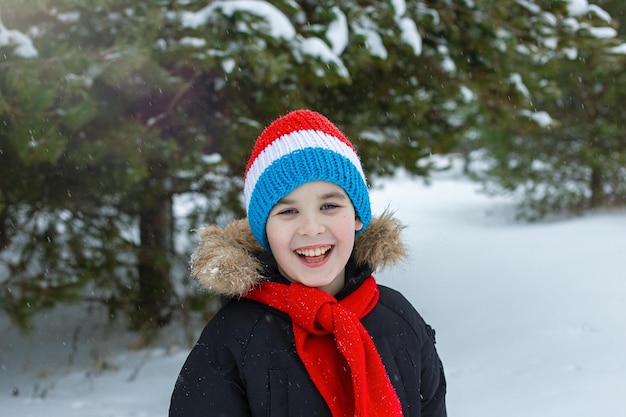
[244,109,371,251]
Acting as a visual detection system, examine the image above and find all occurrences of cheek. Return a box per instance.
[335,217,359,240]
[266,223,290,250]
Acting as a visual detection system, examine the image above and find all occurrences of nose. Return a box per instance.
[297,212,325,236]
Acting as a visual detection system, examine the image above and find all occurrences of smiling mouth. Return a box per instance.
[295,245,333,262]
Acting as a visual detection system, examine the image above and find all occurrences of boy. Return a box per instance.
[169,109,447,416]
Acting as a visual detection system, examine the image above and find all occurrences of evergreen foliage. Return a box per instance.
[1,0,622,333]
[469,0,626,219]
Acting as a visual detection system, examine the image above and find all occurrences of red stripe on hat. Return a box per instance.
[245,109,355,177]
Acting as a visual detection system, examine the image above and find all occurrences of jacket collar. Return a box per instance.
[191,210,406,298]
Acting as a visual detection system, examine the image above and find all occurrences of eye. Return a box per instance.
[321,203,339,210]
[277,208,297,215]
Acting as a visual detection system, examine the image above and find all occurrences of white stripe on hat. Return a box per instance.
[244,129,366,207]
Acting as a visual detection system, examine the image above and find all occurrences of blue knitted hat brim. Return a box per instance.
[247,148,371,251]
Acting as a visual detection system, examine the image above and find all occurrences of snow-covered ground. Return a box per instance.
[2,170,625,416]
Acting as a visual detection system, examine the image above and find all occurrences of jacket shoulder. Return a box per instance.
[170,300,288,417]
[197,298,281,347]
[374,284,437,345]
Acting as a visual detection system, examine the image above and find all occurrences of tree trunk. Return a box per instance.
[0,208,7,251]
[589,166,605,209]
[134,193,174,331]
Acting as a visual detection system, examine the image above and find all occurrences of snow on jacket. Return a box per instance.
[169,212,447,417]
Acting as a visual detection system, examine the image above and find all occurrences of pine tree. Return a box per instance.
[469,1,626,218]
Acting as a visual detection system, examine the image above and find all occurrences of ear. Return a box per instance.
[355,216,364,232]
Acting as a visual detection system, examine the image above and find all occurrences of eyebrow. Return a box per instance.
[276,191,348,206]
[320,191,349,200]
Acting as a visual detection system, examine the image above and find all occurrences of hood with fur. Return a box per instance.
[190,211,406,297]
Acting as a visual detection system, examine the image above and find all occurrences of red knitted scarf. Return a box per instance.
[245,276,403,417]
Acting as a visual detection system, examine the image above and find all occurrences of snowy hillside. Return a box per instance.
[1,171,625,417]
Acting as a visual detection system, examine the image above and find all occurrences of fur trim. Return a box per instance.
[191,210,405,297]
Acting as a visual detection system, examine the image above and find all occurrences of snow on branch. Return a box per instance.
[179,0,295,40]
[0,19,38,58]
[392,0,422,56]
[567,0,611,22]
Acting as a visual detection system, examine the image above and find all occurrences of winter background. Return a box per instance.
[1,165,625,417]
[2,0,626,416]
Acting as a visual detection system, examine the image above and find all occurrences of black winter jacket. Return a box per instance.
[169,214,447,417]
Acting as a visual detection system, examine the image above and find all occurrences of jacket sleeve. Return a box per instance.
[169,326,251,417]
[419,323,447,417]
[379,286,447,417]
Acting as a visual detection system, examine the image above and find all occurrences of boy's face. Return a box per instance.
[266,181,364,295]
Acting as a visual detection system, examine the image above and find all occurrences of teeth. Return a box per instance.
[296,246,331,257]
